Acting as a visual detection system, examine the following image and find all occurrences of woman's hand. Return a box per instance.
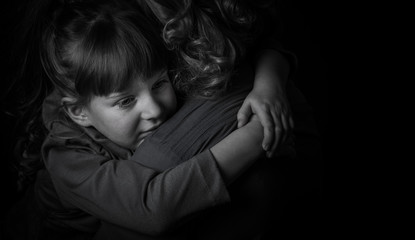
[237,83,294,158]
[237,49,295,158]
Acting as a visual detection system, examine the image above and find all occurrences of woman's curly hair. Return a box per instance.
[145,0,275,98]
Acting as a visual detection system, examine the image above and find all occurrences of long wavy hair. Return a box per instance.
[5,0,169,193]
[140,0,277,98]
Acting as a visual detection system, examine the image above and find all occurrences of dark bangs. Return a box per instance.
[66,3,167,99]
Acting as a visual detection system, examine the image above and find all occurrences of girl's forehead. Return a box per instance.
[109,68,169,95]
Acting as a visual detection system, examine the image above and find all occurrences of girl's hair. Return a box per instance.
[42,0,168,106]
[5,0,168,193]
[141,0,277,98]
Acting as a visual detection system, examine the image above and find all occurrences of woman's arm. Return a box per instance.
[237,49,295,158]
[253,49,290,92]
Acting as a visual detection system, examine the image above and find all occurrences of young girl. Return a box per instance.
[4,0,275,239]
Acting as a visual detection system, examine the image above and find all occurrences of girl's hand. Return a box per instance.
[237,86,294,158]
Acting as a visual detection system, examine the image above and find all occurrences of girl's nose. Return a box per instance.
[139,94,163,121]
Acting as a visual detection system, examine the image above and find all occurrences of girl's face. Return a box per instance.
[82,69,177,150]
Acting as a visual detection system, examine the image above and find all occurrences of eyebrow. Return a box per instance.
[106,91,133,101]
[106,69,168,99]
[157,69,168,78]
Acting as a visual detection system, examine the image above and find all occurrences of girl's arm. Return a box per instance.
[210,115,264,185]
[44,113,265,235]
[237,49,295,158]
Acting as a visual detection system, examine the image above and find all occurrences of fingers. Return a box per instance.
[267,105,295,158]
[282,104,294,130]
[237,101,252,128]
[279,110,289,144]
[267,109,283,158]
[237,97,296,159]
[255,107,275,152]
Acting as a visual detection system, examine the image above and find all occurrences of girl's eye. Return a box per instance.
[117,97,136,109]
[152,79,169,90]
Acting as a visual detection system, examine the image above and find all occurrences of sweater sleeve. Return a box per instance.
[43,143,230,236]
[245,0,298,76]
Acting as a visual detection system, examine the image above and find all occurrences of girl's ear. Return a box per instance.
[61,97,92,127]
